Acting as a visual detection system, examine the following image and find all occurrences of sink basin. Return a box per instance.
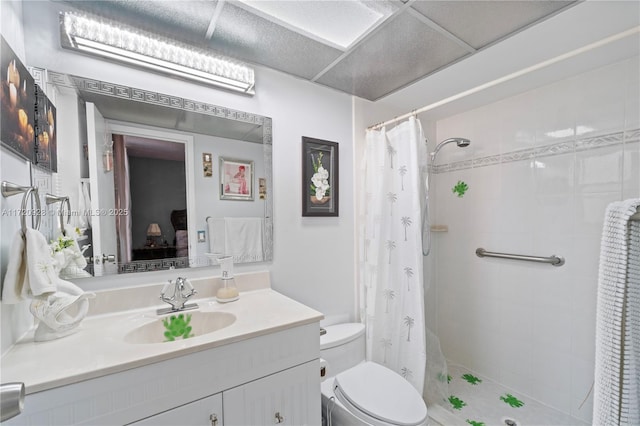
[124,311,236,344]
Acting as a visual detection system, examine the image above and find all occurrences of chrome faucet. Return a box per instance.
[157,277,198,315]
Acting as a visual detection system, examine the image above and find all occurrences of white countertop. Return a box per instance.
[1,288,323,394]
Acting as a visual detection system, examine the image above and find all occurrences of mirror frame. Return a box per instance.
[30,67,273,275]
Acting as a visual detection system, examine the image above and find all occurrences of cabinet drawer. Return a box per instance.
[129,393,222,426]
[223,360,320,426]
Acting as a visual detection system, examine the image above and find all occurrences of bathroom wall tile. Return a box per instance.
[622,140,639,199]
[570,303,597,364]
[500,91,537,154]
[533,80,577,147]
[571,393,593,425]
[500,159,536,199]
[625,57,640,131]
[575,145,623,194]
[570,356,595,408]
[468,164,499,198]
[533,194,576,238]
[571,235,602,282]
[530,349,573,413]
[533,307,572,354]
[472,104,502,158]
[534,152,576,195]
[572,61,627,138]
[574,191,623,236]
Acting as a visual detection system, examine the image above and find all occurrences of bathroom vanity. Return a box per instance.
[1,272,323,425]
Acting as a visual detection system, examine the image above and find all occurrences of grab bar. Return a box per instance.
[475,247,565,267]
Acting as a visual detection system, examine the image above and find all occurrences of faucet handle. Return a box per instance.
[160,280,173,297]
[183,278,195,293]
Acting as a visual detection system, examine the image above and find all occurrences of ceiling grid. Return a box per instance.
[61,0,578,100]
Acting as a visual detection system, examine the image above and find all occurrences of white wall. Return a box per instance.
[0,0,36,355]
[12,1,354,327]
[431,56,639,423]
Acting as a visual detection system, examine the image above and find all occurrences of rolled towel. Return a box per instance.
[30,280,95,342]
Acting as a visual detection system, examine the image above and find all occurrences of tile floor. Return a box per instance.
[443,364,589,426]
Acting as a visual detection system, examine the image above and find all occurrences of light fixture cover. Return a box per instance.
[60,12,255,95]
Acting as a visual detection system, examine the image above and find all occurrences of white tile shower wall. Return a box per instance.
[432,56,639,424]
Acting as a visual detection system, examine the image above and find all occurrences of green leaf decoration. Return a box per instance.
[448,374,452,383]
[500,393,524,408]
[452,180,469,197]
[162,313,194,342]
[462,373,482,385]
[449,395,467,410]
[466,420,485,426]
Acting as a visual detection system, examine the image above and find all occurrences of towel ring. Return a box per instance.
[20,187,41,234]
[46,194,71,235]
[2,181,42,235]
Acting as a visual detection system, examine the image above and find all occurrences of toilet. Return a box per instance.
[320,323,428,426]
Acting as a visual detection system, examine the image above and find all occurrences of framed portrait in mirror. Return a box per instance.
[220,157,254,201]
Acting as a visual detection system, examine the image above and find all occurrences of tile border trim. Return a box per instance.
[433,129,637,174]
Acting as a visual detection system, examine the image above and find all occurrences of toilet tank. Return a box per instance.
[320,323,365,377]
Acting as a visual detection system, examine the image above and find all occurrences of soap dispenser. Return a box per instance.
[216,256,239,303]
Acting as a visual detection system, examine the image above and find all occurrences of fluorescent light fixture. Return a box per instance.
[60,12,255,95]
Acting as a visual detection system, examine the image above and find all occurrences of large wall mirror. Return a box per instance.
[31,68,273,279]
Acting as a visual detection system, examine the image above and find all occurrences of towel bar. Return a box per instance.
[475,247,565,267]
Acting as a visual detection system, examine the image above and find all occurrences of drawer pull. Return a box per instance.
[275,411,284,423]
[210,413,218,426]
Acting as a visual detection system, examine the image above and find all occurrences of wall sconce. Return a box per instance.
[102,139,113,172]
[60,12,255,95]
[146,223,161,247]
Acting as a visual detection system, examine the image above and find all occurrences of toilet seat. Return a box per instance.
[333,361,427,426]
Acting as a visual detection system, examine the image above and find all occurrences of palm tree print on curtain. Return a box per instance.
[359,117,430,395]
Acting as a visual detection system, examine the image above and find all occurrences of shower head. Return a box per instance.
[429,138,471,163]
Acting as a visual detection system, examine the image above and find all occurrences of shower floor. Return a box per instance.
[439,364,588,426]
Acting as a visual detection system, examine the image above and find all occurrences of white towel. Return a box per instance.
[30,279,94,342]
[224,217,264,263]
[593,198,640,426]
[207,217,226,255]
[2,229,59,303]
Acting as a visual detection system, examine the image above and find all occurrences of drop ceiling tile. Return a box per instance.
[411,1,575,50]
[316,11,471,100]
[208,2,344,80]
[63,1,218,45]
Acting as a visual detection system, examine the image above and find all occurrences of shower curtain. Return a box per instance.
[360,117,448,403]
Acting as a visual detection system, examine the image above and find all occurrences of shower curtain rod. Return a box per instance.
[366,27,640,132]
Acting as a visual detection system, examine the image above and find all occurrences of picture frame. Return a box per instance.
[1,36,36,163]
[302,137,339,217]
[220,157,254,201]
[35,84,57,172]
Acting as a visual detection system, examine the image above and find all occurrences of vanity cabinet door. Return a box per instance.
[128,392,222,426]
[223,360,320,426]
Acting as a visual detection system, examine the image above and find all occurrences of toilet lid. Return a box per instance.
[334,361,427,426]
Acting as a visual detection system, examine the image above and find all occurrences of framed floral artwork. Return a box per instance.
[220,157,254,201]
[302,137,338,217]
